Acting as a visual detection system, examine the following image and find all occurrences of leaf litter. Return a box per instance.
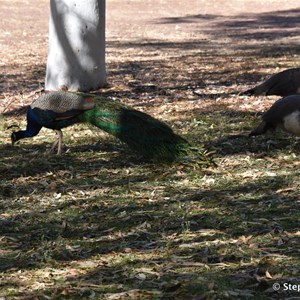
[1,0,300,299]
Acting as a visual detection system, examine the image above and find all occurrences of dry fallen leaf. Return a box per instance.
[265,270,272,279]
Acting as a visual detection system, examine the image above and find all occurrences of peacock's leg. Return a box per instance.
[47,130,63,155]
[56,130,63,155]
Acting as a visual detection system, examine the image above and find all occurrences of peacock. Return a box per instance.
[249,95,300,137]
[241,68,300,97]
[11,91,191,162]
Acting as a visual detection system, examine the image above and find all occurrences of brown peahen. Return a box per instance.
[241,68,300,97]
[249,95,300,137]
[11,91,191,162]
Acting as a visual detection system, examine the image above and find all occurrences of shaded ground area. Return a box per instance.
[1,0,300,299]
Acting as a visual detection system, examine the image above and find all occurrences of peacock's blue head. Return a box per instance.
[10,121,43,146]
[8,124,22,146]
[11,131,22,146]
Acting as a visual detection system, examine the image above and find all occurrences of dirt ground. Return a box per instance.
[1,1,300,299]
[1,0,300,115]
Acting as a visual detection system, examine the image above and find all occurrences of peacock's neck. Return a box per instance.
[13,127,39,144]
[14,108,43,141]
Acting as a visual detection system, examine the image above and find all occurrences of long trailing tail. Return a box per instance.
[78,94,212,164]
[79,96,189,162]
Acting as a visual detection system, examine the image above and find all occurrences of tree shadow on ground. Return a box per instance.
[0,63,45,96]
[156,8,300,45]
[2,5,300,299]
[1,169,299,298]
[3,8,300,102]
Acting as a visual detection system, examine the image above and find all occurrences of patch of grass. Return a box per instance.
[1,101,300,299]
[2,0,300,298]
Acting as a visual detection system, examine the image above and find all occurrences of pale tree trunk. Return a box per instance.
[45,0,106,92]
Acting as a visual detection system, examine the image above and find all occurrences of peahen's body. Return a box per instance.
[241,68,300,97]
[11,91,189,162]
[249,95,300,137]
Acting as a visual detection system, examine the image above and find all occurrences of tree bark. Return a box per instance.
[45,0,106,92]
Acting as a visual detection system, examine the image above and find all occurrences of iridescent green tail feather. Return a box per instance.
[78,97,190,162]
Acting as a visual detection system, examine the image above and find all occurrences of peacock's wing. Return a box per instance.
[31,91,95,113]
[263,95,300,123]
[30,91,96,129]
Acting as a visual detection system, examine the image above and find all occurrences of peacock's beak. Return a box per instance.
[11,131,17,146]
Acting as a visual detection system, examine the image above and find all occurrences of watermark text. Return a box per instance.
[273,282,300,292]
